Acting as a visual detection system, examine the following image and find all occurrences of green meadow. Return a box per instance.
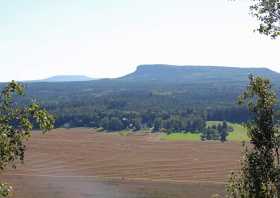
[161,121,249,142]
[160,132,201,141]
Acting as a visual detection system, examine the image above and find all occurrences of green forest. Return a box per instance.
[1,65,279,142]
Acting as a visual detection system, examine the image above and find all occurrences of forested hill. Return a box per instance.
[120,65,280,84]
[2,65,280,130]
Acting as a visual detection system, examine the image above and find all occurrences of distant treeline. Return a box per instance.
[45,98,250,133]
[11,79,255,133]
[53,108,206,132]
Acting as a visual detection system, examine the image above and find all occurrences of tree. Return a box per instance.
[200,122,230,142]
[201,127,211,141]
[219,121,229,142]
[0,81,54,197]
[153,118,162,132]
[250,0,280,38]
[131,118,141,131]
[100,117,109,130]
[201,126,220,141]
[108,117,124,131]
[227,75,280,197]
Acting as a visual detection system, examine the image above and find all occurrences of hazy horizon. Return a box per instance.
[1,0,279,82]
[0,64,276,82]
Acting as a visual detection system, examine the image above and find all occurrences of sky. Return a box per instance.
[0,0,279,82]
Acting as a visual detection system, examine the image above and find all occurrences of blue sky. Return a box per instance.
[0,0,279,81]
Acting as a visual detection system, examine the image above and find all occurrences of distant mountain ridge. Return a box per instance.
[42,75,95,82]
[120,64,280,84]
[18,65,280,83]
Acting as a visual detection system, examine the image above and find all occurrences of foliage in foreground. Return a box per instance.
[0,81,54,197]
[250,0,280,38]
[226,75,280,197]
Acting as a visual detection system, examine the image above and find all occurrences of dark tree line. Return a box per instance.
[53,108,206,132]
[201,121,233,142]
[3,78,273,133]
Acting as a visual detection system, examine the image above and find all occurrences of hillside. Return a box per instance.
[22,65,274,107]
[120,65,280,84]
[2,65,280,128]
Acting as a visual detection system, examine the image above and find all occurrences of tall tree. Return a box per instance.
[227,75,280,197]
[226,1,279,195]
[220,121,229,142]
[0,81,54,197]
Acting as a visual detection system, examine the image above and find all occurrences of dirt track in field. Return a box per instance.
[1,129,243,198]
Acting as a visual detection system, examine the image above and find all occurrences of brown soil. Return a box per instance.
[1,128,243,198]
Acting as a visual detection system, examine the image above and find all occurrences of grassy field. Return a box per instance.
[161,121,249,142]
[118,130,131,136]
[160,132,201,141]
[207,121,249,141]
[227,123,249,141]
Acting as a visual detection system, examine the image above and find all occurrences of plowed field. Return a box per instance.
[1,129,243,198]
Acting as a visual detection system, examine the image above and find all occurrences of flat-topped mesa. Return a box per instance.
[120,64,278,83]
